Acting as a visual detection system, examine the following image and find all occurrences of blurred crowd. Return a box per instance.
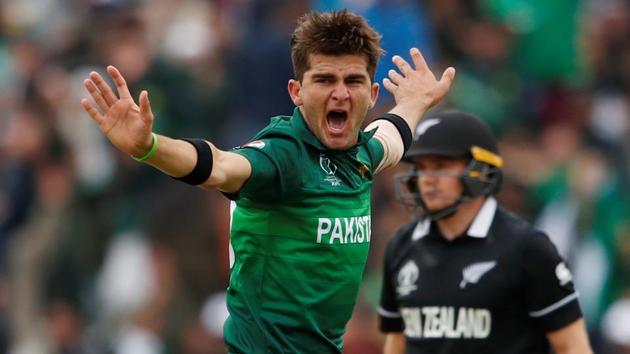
[0,0,628,353]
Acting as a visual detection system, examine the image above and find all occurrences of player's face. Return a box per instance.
[288,54,379,150]
[414,155,467,212]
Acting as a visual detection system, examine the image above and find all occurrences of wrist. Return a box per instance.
[388,105,425,127]
[131,133,158,162]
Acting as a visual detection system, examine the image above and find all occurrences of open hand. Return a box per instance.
[81,66,155,157]
[383,48,455,112]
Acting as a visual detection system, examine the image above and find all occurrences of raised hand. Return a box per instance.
[81,66,155,158]
[384,48,455,119]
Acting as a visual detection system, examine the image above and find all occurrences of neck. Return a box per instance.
[436,197,486,241]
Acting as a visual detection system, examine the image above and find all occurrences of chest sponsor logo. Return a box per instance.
[555,262,572,286]
[401,306,491,339]
[320,154,341,186]
[316,216,371,244]
[397,261,419,296]
[460,261,496,289]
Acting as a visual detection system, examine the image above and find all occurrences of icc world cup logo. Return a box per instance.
[319,154,338,175]
[320,154,341,186]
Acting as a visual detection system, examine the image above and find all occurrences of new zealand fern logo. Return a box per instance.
[415,118,441,136]
[460,261,497,289]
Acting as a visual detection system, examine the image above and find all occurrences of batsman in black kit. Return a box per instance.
[378,111,593,354]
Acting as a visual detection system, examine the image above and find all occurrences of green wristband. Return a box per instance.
[131,133,158,162]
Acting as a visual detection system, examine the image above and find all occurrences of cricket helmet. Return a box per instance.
[395,111,503,220]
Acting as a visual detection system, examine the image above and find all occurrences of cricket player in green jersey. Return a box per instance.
[81,10,455,354]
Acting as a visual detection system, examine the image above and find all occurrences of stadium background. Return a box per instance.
[0,0,628,353]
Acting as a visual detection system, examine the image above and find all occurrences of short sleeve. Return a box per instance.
[365,136,385,173]
[522,231,582,332]
[378,241,405,333]
[231,138,303,202]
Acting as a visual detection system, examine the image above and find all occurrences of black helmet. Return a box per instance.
[395,111,503,220]
[405,111,499,162]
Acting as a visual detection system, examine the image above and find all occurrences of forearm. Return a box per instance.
[145,134,198,178]
[144,135,251,193]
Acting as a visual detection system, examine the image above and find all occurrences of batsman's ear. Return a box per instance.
[288,79,303,106]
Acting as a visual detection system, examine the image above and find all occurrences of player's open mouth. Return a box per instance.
[326,110,348,134]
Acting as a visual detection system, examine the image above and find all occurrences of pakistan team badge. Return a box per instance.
[320,154,341,186]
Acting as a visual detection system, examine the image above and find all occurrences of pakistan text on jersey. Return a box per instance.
[401,307,491,339]
[316,216,372,244]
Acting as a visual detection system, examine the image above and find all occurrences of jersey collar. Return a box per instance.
[291,107,376,151]
[467,197,497,238]
[412,197,498,240]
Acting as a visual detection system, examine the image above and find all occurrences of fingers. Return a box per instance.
[392,55,413,76]
[139,90,154,124]
[409,47,428,71]
[382,78,397,94]
[391,48,429,78]
[387,69,404,86]
[441,67,456,85]
[107,65,133,100]
[84,79,110,112]
[81,98,104,125]
[438,66,456,93]
[89,71,118,106]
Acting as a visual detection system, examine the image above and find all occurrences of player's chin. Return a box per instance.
[323,134,353,150]
[423,199,448,211]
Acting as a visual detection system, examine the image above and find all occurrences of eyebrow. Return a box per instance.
[310,73,368,81]
[311,73,336,80]
[344,74,367,81]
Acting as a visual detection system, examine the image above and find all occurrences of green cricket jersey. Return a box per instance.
[224,108,385,353]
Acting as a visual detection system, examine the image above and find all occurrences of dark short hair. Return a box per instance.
[290,10,384,81]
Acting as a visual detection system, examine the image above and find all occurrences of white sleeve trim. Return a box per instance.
[378,307,402,318]
[365,120,405,174]
[528,292,580,318]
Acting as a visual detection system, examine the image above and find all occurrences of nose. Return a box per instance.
[331,82,350,101]
[419,173,438,187]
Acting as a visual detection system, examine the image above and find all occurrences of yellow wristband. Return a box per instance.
[131,133,158,162]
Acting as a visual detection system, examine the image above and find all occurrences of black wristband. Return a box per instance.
[173,139,213,185]
[374,113,413,152]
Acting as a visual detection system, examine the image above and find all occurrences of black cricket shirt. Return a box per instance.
[378,198,582,354]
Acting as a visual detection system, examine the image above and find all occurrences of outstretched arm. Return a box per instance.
[81,66,251,193]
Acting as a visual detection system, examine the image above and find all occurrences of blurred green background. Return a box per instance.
[0,0,628,353]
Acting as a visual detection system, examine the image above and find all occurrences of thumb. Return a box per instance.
[139,90,154,124]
